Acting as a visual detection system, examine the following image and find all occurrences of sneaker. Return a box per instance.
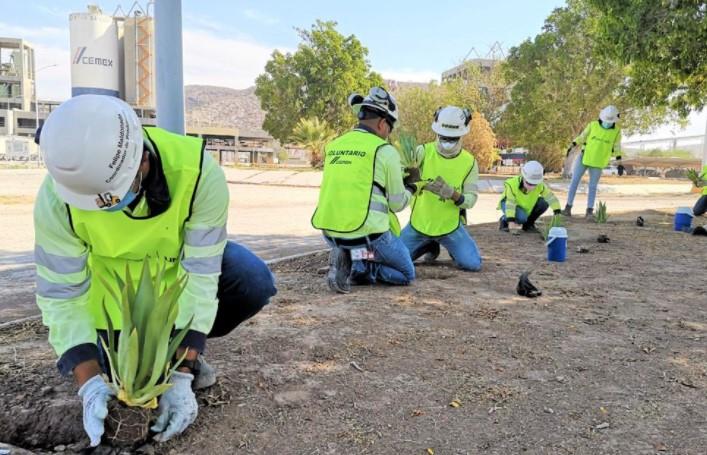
[193,355,217,390]
[562,205,572,217]
[522,223,539,233]
[327,247,351,294]
[421,242,440,263]
[585,208,594,219]
[499,218,510,232]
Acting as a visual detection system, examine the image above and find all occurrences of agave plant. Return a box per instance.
[686,168,702,187]
[100,259,191,409]
[594,201,608,224]
[99,259,192,446]
[397,132,421,168]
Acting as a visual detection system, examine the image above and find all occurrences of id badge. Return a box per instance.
[350,247,375,261]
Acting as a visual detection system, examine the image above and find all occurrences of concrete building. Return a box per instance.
[0,37,35,111]
[441,58,499,83]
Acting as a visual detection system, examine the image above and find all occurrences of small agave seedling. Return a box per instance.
[686,168,702,187]
[595,201,608,224]
[540,213,564,240]
[100,259,191,446]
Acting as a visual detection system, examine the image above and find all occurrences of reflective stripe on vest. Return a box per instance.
[69,126,204,330]
[499,175,545,213]
[582,120,620,169]
[410,142,475,237]
[311,130,387,233]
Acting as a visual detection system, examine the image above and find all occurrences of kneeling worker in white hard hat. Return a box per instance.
[400,106,482,271]
[499,160,561,233]
[34,95,276,446]
[312,87,423,293]
[563,105,623,218]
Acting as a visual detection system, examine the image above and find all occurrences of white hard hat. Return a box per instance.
[431,106,471,137]
[521,160,544,185]
[40,95,143,211]
[599,105,620,123]
[349,87,399,124]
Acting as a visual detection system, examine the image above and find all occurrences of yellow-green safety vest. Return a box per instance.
[410,142,475,237]
[582,120,620,169]
[69,127,204,330]
[701,165,707,196]
[311,130,389,234]
[498,175,547,213]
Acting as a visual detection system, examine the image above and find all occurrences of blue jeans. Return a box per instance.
[567,153,603,209]
[500,199,549,225]
[209,241,277,336]
[400,223,482,271]
[325,231,415,285]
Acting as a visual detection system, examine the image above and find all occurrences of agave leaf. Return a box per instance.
[99,336,120,392]
[118,328,140,399]
[163,345,190,384]
[133,258,155,346]
[164,316,194,370]
[100,301,120,388]
[134,265,175,388]
[127,384,171,409]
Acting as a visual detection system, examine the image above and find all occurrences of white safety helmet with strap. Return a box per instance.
[599,105,620,124]
[521,160,544,185]
[431,105,471,138]
[40,94,143,211]
[349,86,399,127]
[431,106,471,157]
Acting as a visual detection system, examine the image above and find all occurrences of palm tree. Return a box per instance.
[291,117,336,168]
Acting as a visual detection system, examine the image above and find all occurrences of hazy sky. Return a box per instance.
[2,1,703,139]
[3,0,564,100]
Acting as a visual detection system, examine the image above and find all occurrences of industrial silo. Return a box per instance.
[123,11,155,108]
[69,5,121,97]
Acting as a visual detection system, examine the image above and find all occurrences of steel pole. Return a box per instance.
[154,0,185,134]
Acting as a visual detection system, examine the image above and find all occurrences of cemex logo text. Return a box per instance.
[73,47,113,67]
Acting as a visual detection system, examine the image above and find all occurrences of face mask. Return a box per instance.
[522,180,538,191]
[105,190,139,212]
[105,171,142,212]
[600,120,614,129]
[437,138,461,157]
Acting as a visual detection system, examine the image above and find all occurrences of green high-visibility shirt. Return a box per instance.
[34,127,229,369]
[312,127,412,239]
[574,120,622,169]
[498,175,561,219]
[700,164,707,196]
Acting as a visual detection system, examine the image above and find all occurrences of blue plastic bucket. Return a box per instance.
[674,207,693,232]
[546,227,568,262]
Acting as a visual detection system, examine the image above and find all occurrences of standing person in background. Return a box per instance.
[562,105,623,218]
[400,106,482,271]
[311,87,424,293]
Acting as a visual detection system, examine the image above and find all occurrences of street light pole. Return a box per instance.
[34,64,58,132]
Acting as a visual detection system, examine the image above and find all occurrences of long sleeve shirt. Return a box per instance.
[34,152,228,375]
[412,144,480,209]
[500,176,561,220]
[574,124,622,157]
[324,126,413,239]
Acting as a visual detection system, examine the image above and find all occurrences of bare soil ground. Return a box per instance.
[1,211,706,454]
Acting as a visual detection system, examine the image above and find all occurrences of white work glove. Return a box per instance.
[77,375,115,447]
[426,176,456,201]
[151,371,198,442]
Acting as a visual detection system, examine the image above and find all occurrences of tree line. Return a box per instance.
[255,2,706,171]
